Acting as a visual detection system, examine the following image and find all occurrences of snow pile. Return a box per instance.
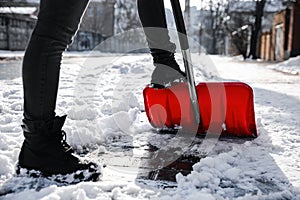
[157,132,298,200]
[268,56,300,75]
[58,55,152,149]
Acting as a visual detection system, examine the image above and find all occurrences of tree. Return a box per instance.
[114,0,141,33]
[224,14,250,60]
[207,0,227,54]
[184,0,190,30]
[248,0,266,59]
[224,0,267,59]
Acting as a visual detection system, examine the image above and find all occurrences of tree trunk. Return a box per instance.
[248,0,266,59]
[184,0,190,32]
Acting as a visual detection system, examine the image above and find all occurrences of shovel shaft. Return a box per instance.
[170,0,201,124]
[182,49,201,124]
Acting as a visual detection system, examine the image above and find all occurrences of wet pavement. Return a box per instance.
[144,154,203,182]
[99,132,207,183]
[98,130,253,183]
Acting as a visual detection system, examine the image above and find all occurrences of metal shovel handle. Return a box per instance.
[170,0,201,125]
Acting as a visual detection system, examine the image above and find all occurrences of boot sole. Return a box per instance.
[15,163,101,184]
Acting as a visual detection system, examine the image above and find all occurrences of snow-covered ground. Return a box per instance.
[0,52,299,199]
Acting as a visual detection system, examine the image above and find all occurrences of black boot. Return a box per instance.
[151,52,186,88]
[17,115,101,182]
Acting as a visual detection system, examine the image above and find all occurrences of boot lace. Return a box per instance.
[61,130,73,153]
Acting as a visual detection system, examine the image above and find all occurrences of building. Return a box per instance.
[260,0,300,61]
[288,1,300,58]
[0,0,116,51]
[226,0,285,58]
[0,6,37,50]
[67,0,116,51]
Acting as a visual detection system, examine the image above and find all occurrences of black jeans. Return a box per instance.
[23,0,175,122]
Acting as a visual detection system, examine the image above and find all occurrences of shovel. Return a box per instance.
[143,0,257,137]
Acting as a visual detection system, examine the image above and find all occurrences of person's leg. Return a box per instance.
[19,0,100,180]
[137,0,175,55]
[137,0,186,87]
[23,0,88,121]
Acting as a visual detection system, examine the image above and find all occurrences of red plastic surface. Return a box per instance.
[143,82,257,137]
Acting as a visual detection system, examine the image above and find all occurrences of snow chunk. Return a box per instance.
[66,108,139,147]
[112,92,140,113]
[10,102,23,111]
[0,155,14,175]
[67,105,99,120]
[223,168,241,181]
[72,189,87,199]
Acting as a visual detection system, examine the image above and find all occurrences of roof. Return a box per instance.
[25,0,39,3]
[0,7,37,15]
[228,1,285,13]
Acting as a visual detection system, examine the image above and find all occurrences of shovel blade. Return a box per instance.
[143,82,257,137]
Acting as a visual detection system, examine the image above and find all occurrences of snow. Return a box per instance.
[0,51,300,199]
[0,51,24,60]
[268,56,300,75]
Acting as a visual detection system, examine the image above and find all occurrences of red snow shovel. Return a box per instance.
[143,0,257,137]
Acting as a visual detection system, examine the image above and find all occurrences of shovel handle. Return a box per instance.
[170,0,201,125]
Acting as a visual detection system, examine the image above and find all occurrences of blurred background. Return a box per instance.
[0,0,299,61]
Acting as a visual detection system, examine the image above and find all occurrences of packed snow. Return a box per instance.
[0,51,299,199]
